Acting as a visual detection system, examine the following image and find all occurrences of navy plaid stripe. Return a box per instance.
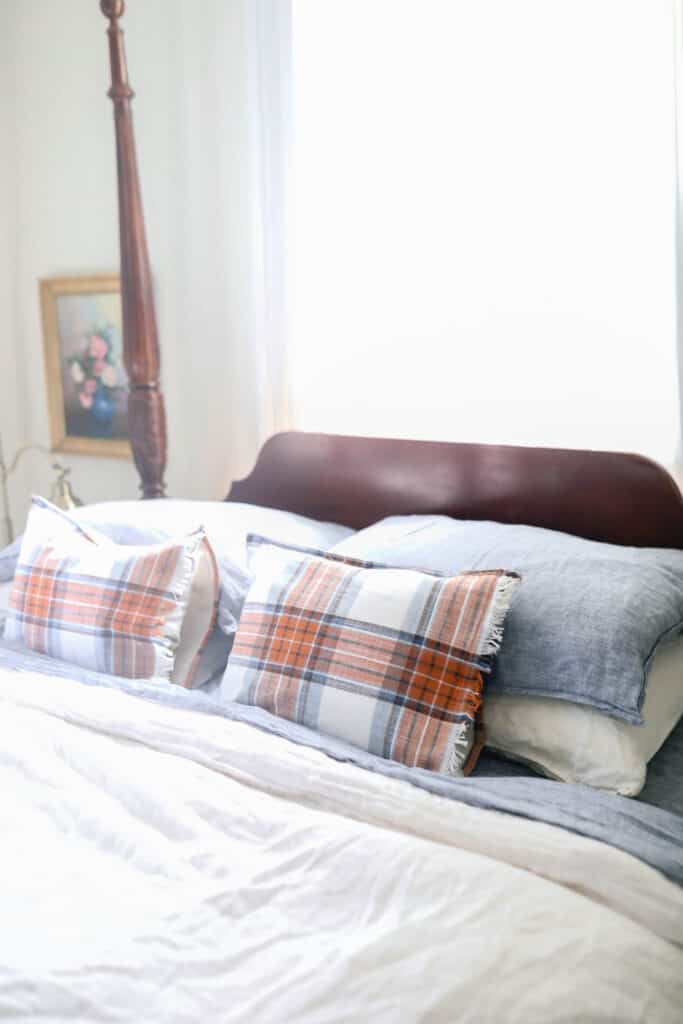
[223,537,519,775]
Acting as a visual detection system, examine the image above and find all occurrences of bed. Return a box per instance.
[0,4,682,1022]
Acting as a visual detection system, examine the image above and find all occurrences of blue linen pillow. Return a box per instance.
[331,515,683,724]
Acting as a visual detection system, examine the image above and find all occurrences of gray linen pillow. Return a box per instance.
[331,515,683,724]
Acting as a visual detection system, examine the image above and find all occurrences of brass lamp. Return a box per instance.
[0,438,82,544]
[49,463,83,512]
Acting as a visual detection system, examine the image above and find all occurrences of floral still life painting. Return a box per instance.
[40,275,131,458]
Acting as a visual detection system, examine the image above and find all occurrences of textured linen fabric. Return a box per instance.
[4,497,214,682]
[0,499,352,685]
[0,638,681,885]
[484,635,683,795]
[2,667,683,1022]
[221,535,520,774]
[471,717,683,821]
[637,714,683,818]
[332,515,683,724]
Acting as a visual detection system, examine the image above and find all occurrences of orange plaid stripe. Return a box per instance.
[224,536,519,775]
[8,542,188,679]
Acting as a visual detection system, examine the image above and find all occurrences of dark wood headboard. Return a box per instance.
[227,431,683,549]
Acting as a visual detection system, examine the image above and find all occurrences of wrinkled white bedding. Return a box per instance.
[1,668,682,1023]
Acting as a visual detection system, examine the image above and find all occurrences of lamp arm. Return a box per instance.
[1,443,52,483]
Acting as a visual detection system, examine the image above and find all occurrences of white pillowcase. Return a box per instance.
[485,636,683,795]
[66,500,354,572]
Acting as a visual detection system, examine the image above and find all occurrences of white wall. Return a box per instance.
[0,0,258,541]
[0,9,27,534]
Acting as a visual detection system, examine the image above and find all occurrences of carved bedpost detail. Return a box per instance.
[101,0,167,498]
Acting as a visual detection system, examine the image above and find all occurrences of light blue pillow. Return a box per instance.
[331,515,683,724]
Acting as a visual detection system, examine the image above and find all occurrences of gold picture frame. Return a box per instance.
[39,275,131,459]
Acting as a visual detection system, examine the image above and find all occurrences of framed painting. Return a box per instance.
[39,275,131,458]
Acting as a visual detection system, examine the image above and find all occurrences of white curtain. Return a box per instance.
[248,0,293,439]
[161,0,292,499]
[289,0,681,471]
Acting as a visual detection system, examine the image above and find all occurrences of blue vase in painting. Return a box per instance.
[90,381,115,436]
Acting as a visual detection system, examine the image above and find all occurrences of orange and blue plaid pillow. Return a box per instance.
[5,497,218,683]
[221,535,520,775]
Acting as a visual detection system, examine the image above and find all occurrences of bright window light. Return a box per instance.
[290,0,679,464]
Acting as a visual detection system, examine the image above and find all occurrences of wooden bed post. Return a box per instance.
[100,0,167,498]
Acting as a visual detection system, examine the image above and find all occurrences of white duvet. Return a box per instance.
[1,668,682,1024]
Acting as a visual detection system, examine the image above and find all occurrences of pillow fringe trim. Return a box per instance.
[478,573,521,658]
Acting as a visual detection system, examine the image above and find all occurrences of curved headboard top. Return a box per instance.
[226,431,683,549]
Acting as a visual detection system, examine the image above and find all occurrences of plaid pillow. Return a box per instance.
[5,497,219,684]
[221,535,520,775]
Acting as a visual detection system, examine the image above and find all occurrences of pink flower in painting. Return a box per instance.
[92,360,106,376]
[101,364,117,388]
[83,378,97,395]
[89,335,108,360]
[79,392,94,410]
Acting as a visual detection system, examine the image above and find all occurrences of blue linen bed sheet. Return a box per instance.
[1,640,681,887]
[473,727,683,820]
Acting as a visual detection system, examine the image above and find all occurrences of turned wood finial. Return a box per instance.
[100,0,125,19]
[101,0,167,498]
[101,0,133,102]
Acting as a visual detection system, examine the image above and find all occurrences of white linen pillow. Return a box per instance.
[4,497,219,686]
[66,500,353,572]
[485,636,683,796]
